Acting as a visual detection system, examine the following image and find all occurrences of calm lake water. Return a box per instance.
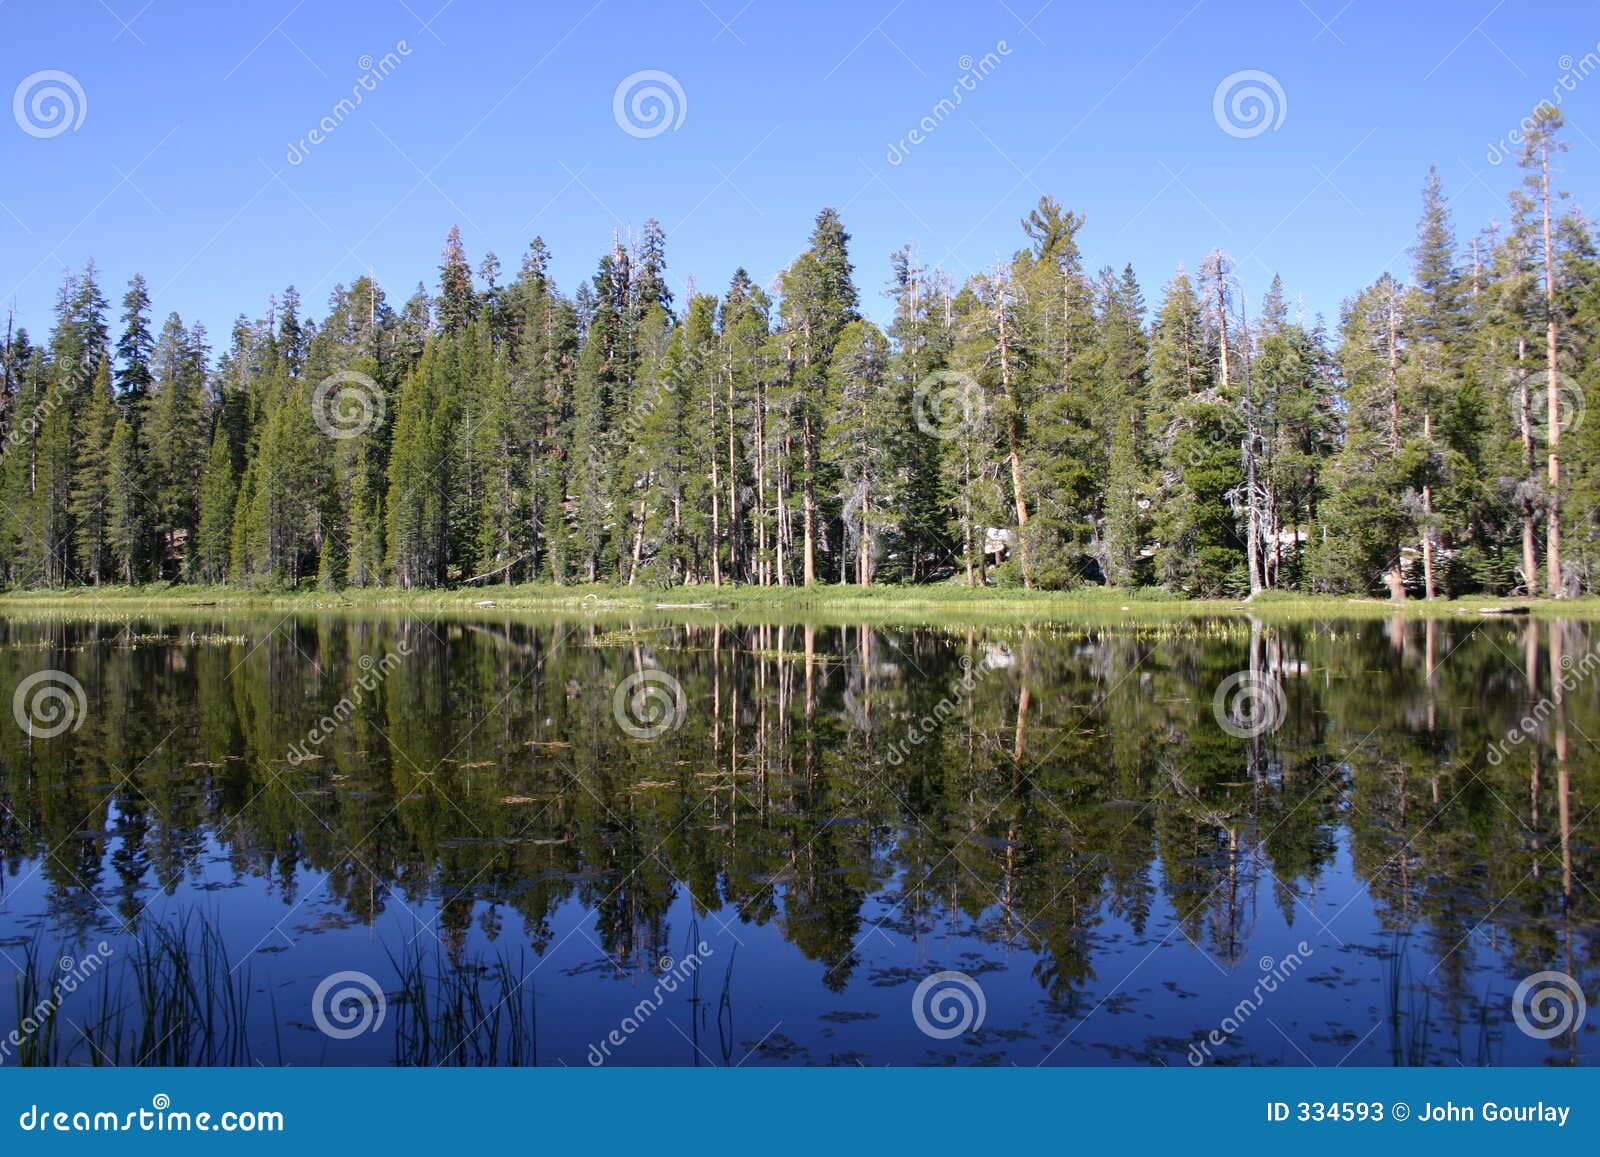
[0,611,1594,1067]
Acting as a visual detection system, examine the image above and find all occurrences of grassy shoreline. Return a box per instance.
[2,582,1598,624]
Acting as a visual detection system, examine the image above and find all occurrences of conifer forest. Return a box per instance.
[5,107,1596,601]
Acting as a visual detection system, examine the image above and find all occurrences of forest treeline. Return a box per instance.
[3,107,1597,598]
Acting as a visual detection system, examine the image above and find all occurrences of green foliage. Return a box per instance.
[9,132,1600,599]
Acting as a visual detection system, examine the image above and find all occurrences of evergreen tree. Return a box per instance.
[71,356,118,583]
[437,226,477,336]
[778,208,859,584]
[1098,265,1152,586]
[195,422,236,583]
[823,319,897,584]
[116,274,155,403]
[5,187,1599,599]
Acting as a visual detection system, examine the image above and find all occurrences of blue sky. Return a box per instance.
[3,0,1599,342]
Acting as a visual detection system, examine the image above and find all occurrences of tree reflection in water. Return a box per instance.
[0,613,1593,1066]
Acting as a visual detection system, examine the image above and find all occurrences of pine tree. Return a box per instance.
[778,208,859,584]
[1404,168,1468,598]
[1098,266,1151,586]
[437,226,477,337]
[106,411,148,583]
[71,356,118,583]
[887,245,954,581]
[822,319,896,584]
[958,261,1031,586]
[1518,106,1571,594]
[195,422,236,583]
[1149,266,1242,594]
[8,191,1600,599]
[386,341,456,587]
[1015,197,1101,586]
[143,313,210,577]
[717,269,770,584]
[116,274,154,403]
[1322,276,1414,597]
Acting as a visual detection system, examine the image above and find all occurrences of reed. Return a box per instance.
[388,941,539,1067]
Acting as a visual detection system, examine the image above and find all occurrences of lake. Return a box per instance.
[0,610,1593,1066]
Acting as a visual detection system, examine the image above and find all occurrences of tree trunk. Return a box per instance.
[1541,135,1563,596]
[802,409,816,586]
[726,364,738,579]
[1519,338,1539,595]
[1421,408,1436,599]
[858,497,870,587]
[1217,269,1263,596]
[997,281,1031,588]
[709,383,721,589]
[1386,290,1405,600]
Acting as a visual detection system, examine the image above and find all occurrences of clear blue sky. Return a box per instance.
[3,0,1598,342]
